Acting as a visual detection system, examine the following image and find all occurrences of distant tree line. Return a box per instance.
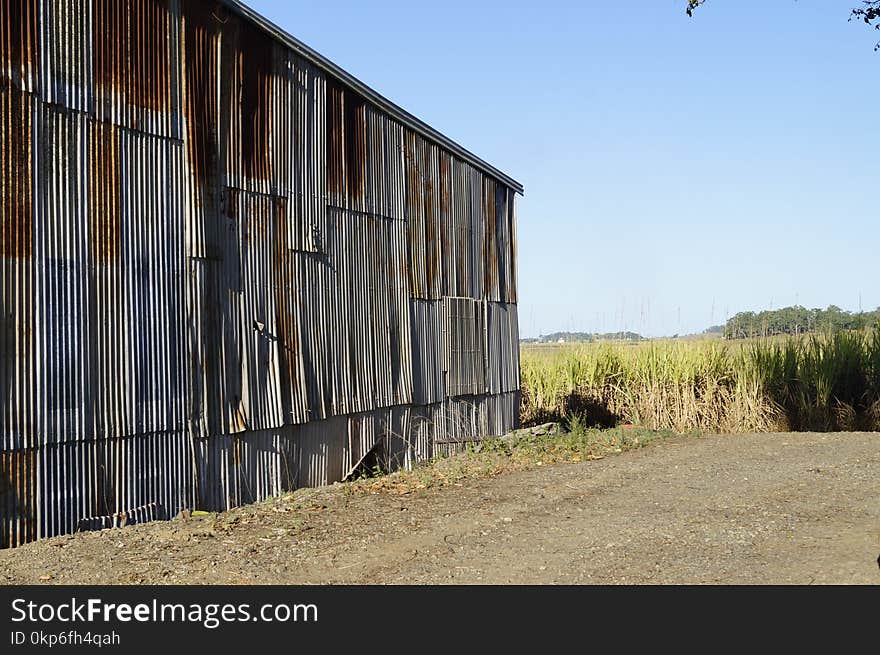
[523,331,644,344]
[722,305,880,339]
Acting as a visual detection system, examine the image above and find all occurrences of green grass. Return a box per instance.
[521,330,880,433]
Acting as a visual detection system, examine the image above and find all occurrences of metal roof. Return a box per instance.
[221,0,524,195]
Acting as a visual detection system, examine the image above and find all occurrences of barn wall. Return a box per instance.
[0,0,521,547]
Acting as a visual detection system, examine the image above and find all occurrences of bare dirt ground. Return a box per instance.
[1,431,878,585]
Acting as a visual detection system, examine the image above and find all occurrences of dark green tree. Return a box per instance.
[722,305,880,339]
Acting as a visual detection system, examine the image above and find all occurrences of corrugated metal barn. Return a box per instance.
[0,0,522,547]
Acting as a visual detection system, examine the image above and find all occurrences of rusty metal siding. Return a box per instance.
[93,0,182,139]
[285,52,326,253]
[0,0,521,547]
[505,188,518,303]
[40,0,93,113]
[1,89,37,451]
[1,0,40,95]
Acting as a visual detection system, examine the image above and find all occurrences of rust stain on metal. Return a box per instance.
[438,152,451,292]
[0,0,39,85]
[183,4,219,193]
[403,130,421,295]
[344,90,366,202]
[404,130,421,210]
[484,177,498,294]
[129,0,172,112]
[238,17,273,181]
[93,0,171,112]
[439,151,450,214]
[326,81,367,203]
[327,81,344,198]
[272,197,303,421]
[226,186,239,225]
[0,90,32,258]
[0,449,36,548]
[0,0,520,549]
[88,122,121,264]
[424,147,439,296]
[93,0,125,94]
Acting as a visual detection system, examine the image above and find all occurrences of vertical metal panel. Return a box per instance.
[92,0,182,139]
[285,52,326,253]
[404,129,426,298]
[35,101,89,444]
[487,302,520,395]
[0,0,40,94]
[442,296,486,398]
[0,448,36,547]
[410,299,443,405]
[505,188,518,303]
[86,118,187,442]
[380,405,422,472]
[40,0,93,113]
[1,88,37,450]
[0,0,521,547]
[483,176,500,302]
[292,415,347,488]
[466,161,486,300]
[36,431,192,541]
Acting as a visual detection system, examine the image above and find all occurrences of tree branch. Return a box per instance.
[686,0,706,18]
[688,1,880,49]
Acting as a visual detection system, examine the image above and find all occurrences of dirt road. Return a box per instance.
[1,431,878,584]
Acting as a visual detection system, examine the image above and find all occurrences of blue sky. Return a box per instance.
[246,0,880,338]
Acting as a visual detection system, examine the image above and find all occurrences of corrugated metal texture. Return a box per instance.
[364,108,406,222]
[404,130,442,300]
[284,52,326,252]
[0,448,36,548]
[440,155,487,300]
[378,405,422,473]
[433,396,489,455]
[292,416,347,488]
[92,0,182,139]
[442,296,486,398]
[0,0,40,95]
[87,120,188,442]
[39,0,92,113]
[220,7,281,196]
[486,390,520,436]
[182,2,221,261]
[410,299,444,405]
[434,392,518,451]
[285,208,414,421]
[487,302,520,395]
[483,176,500,302]
[1,88,36,449]
[503,188,517,303]
[31,431,192,543]
[0,0,521,547]
[216,1,523,195]
[194,427,295,511]
[188,188,310,437]
[36,102,90,445]
[2,96,187,449]
[235,190,292,431]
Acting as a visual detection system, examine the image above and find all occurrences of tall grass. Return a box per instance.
[520,331,880,433]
